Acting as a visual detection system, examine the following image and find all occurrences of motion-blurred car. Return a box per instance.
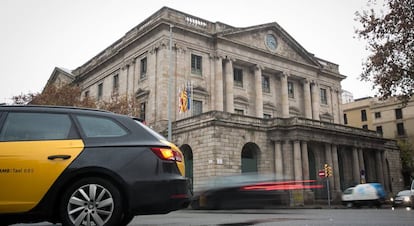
[0,105,190,226]
[391,190,413,208]
[391,180,414,208]
[191,174,322,209]
[342,183,386,208]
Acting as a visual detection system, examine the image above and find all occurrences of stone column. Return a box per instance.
[376,150,385,185]
[352,147,360,184]
[331,88,339,123]
[254,65,263,117]
[337,88,344,124]
[358,148,365,183]
[301,141,310,181]
[282,141,294,180]
[215,56,224,111]
[311,81,320,120]
[131,59,137,95]
[274,141,283,179]
[303,79,312,119]
[120,64,129,96]
[381,151,390,191]
[224,59,234,113]
[293,140,302,181]
[281,72,289,118]
[332,145,341,191]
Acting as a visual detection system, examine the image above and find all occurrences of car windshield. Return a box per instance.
[397,190,411,196]
[343,188,354,195]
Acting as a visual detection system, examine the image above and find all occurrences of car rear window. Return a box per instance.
[0,112,75,141]
[76,115,128,138]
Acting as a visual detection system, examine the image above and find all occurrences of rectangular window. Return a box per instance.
[113,74,119,91]
[361,109,367,122]
[288,81,294,98]
[376,126,383,135]
[0,113,75,141]
[375,112,381,118]
[139,102,146,121]
[191,54,202,75]
[234,68,243,87]
[140,57,147,79]
[344,113,348,124]
[262,75,270,93]
[395,108,403,119]
[320,88,327,104]
[98,83,103,100]
[235,109,244,115]
[397,122,405,136]
[76,115,128,138]
[192,100,202,116]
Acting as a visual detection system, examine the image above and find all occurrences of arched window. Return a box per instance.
[180,145,193,192]
[241,143,259,173]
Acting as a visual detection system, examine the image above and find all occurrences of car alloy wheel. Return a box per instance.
[60,177,123,226]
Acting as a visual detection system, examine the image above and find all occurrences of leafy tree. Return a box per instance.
[12,85,141,117]
[13,84,96,108]
[398,140,414,186]
[97,94,141,116]
[355,0,414,104]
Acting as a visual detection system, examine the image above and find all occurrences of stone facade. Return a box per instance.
[48,7,403,203]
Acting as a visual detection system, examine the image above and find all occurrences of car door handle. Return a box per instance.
[48,155,71,160]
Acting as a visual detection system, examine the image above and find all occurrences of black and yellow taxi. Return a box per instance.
[0,105,190,226]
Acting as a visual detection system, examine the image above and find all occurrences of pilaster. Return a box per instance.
[214,56,224,111]
[311,81,320,120]
[224,59,234,113]
[254,65,263,117]
[303,79,312,119]
[281,72,289,118]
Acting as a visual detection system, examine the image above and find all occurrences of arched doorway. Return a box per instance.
[180,144,193,192]
[241,143,260,173]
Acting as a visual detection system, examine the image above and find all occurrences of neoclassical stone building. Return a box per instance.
[48,7,402,203]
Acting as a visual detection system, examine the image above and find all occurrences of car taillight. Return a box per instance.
[151,147,183,162]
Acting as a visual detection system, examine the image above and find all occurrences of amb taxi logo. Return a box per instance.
[0,168,34,174]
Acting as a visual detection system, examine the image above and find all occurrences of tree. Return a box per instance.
[13,84,96,108]
[398,140,414,186]
[12,85,141,117]
[355,0,414,104]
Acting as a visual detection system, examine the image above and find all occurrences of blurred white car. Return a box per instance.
[342,183,386,208]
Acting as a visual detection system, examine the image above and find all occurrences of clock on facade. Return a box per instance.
[265,34,277,51]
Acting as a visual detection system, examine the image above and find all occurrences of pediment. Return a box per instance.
[218,23,319,66]
[46,67,75,87]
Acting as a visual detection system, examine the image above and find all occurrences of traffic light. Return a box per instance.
[327,166,333,177]
[324,164,333,177]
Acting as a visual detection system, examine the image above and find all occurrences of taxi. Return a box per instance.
[0,105,190,226]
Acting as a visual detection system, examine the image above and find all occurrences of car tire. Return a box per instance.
[59,177,124,226]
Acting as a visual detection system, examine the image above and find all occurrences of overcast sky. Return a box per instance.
[0,0,384,104]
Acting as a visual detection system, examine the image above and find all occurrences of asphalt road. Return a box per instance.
[12,206,414,226]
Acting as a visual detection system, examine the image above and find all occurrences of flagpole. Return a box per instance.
[167,24,173,141]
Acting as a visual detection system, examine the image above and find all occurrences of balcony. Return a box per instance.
[173,111,381,139]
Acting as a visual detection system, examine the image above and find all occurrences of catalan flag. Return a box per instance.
[178,82,192,113]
